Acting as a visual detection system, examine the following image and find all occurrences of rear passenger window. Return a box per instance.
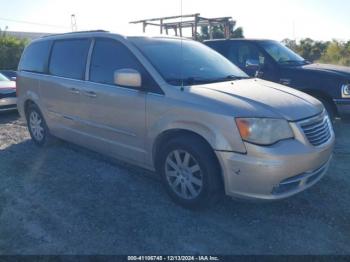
[49,39,90,80]
[90,38,156,90]
[19,41,51,73]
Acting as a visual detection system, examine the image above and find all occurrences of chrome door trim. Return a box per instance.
[85,38,95,81]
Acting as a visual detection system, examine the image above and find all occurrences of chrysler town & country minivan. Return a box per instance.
[17,31,335,208]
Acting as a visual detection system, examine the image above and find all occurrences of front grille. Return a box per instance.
[300,113,332,146]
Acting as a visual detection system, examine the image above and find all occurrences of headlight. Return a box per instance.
[236,118,294,145]
[342,83,350,98]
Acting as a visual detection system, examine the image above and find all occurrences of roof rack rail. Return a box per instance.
[41,30,109,38]
[130,14,235,40]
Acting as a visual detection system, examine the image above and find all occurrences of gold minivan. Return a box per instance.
[17,31,334,208]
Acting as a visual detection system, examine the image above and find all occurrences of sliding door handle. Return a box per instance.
[84,90,97,98]
[68,87,80,94]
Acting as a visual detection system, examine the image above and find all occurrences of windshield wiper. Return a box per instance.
[279,60,308,65]
[207,75,251,83]
[166,77,215,85]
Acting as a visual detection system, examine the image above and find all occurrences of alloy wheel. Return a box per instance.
[165,149,203,200]
[29,111,44,142]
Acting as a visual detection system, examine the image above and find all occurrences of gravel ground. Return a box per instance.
[0,111,349,255]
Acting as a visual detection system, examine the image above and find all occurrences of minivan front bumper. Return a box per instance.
[216,116,335,200]
[0,97,17,112]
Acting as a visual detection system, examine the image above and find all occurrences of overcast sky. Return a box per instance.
[0,0,349,41]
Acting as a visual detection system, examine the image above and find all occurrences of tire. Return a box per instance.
[157,135,222,209]
[26,103,55,147]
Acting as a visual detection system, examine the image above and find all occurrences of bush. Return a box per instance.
[0,31,28,70]
[282,38,350,66]
[319,40,350,66]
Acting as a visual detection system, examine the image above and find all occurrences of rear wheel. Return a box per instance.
[158,135,222,209]
[26,103,55,146]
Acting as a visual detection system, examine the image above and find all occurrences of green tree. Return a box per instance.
[282,38,297,50]
[0,29,28,70]
[283,38,330,62]
[282,38,350,66]
[320,40,350,66]
[199,24,244,41]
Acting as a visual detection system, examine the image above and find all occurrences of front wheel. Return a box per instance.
[158,136,222,209]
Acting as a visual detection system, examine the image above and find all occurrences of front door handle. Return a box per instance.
[84,90,97,98]
[68,87,80,94]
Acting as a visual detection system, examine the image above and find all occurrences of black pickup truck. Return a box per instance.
[205,39,350,119]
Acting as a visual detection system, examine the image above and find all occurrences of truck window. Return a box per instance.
[49,39,91,80]
[19,41,51,73]
[228,42,266,69]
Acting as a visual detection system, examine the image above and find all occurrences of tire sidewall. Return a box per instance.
[158,137,219,208]
[26,104,49,146]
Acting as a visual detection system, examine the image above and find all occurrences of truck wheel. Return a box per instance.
[158,135,222,209]
[26,103,55,147]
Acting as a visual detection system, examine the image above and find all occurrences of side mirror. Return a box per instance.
[114,69,142,88]
[245,59,260,70]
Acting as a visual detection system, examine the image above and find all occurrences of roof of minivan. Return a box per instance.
[35,30,187,43]
[204,38,275,43]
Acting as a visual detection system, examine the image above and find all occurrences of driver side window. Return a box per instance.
[89,38,160,92]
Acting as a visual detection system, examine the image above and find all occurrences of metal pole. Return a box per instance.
[194,14,198,40]
[71,14,77,32]
[224,22,229,39]
[209,21,213,39]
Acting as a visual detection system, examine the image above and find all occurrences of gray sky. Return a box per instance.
[0,0,349,41]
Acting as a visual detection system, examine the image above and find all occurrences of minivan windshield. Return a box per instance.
[130,37,249,86]
[260,41,307,65]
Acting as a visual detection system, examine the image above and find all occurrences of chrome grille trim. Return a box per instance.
[272,158,330,195]
[298,111,332,147]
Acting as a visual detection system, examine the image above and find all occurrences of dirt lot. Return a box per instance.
[0,111,349,255]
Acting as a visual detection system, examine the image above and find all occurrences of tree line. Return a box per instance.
[282,38,350,66]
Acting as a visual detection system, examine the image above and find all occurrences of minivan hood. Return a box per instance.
[191,78,323,121]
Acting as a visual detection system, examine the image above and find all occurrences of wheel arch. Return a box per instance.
[302,89,338,117]
[152,128,223,186]
[24,99,36,116]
